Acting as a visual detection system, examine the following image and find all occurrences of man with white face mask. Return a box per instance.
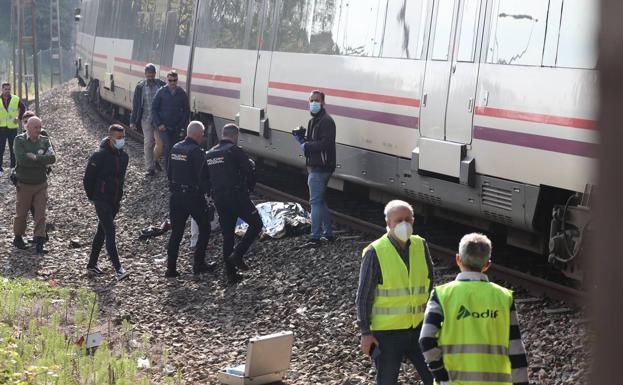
[356,200,434,385]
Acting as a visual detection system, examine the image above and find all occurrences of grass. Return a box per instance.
[0,278,181,385]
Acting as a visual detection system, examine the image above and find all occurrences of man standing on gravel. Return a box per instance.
[83,124,130,281]
[165,121,215,278]
[419,233,529,385]
[293,90,336,248]
[151,70,189,172]
[130,64,165,177]
[356,200,434,385]
[206,123,263,284]
[0,82,26,177]
[12,116,55,254]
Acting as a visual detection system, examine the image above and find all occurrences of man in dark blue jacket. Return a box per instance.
[130,63,165,176]
[83,124,130,281]
[151,70,189,172]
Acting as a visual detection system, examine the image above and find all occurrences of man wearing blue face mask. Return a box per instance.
[356,200,434,385]
[293,90,336,248]
[83,124,130,281]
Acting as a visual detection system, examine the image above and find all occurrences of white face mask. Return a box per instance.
[388,221,413,242]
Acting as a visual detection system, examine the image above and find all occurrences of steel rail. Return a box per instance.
[254,184,586,307]
[89,101,586,307]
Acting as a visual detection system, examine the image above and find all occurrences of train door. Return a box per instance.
[444,0,485,143]
[238,0,276,135]
[419,0,459,140]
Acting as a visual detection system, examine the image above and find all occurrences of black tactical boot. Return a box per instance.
[35,236,48,254]
[13,236,29,250]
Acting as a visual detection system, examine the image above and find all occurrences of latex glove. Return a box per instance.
[293,133,305,144]
[26,153,36,160]
[300,142,306,152]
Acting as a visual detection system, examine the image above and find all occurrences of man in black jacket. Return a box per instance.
[165,121,215,278]
[206,124,263,284]
[129,63,165,176]
[83,124,130,281]
[151,70,190,172]
[293,90,336,248]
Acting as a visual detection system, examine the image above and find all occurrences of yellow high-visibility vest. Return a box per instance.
[0,95,20,129]
[435,280,514,385]
[364,234,430,331]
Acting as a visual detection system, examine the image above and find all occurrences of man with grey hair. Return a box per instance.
[13,116,55,253]
[206,123,263,284]
[356,199,434,385]
[165,120,215,278]
[419,233,529,385]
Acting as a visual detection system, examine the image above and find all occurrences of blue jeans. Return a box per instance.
[373,328,434,385]
[307,170,332,239]
[159,129,174,172]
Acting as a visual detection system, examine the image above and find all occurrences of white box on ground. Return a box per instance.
[218,331,294,385]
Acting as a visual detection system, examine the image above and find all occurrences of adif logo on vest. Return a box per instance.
[456,305,499,320]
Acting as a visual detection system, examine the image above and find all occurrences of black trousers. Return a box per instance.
[0,127,17,170]
[88,201,122,270]
[167,191,212,272]
[214,192,263,273]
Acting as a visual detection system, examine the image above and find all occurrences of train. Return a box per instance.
[74,0,597,280]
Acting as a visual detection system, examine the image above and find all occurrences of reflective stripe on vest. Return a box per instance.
[0,95,20,129]
[366,234,430,331]
[435,281,514,385]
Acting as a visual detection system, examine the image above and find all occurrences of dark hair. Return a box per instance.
[145,63,157,74]
[222,123,239,138]
[167,70,178,78]
[310,90,325,103]
[22,110,36,120]
[1,82,10,88]
[108,124,125,134]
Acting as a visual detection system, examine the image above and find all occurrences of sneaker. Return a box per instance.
[116,267,130,281]
[226,254,249,271]
[154,162,163,172]
[87,265,104,275]
[226,271,244,285]
[164,269,180,278]
[145,169,156,177]
[13,236,29,250]
[193,262,217,275]
[320,235,337,243]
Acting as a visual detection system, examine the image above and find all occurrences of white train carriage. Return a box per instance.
[74,0,598,278]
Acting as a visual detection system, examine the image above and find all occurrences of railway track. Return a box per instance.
[90,100,586,307]
[254,184,587,307]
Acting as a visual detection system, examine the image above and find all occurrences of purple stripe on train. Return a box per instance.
[191,84,240,99]
[267,95,418,129]
[474,126,597,158]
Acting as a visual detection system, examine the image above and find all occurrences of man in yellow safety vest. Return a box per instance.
[419,233,529,385]
[356,200,434,385]
[0,82,26,177]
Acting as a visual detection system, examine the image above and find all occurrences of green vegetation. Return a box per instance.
[0,278,176,385]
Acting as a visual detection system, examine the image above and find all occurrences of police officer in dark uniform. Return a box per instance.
[206,123,263,284]
[165,121,215,278]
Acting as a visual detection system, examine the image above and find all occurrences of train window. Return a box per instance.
[556,0,598,69]
[486,0,548,66]
[195,0,247,49]
[431,0,455,61]
[542,0,563,67]
[456,0,480,62]
[379,0,430,60]
[332,0,385,57]
[95,0,115,38]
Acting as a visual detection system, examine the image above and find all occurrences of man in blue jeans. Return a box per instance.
[293,90,336,248]
[151,70,190,172]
